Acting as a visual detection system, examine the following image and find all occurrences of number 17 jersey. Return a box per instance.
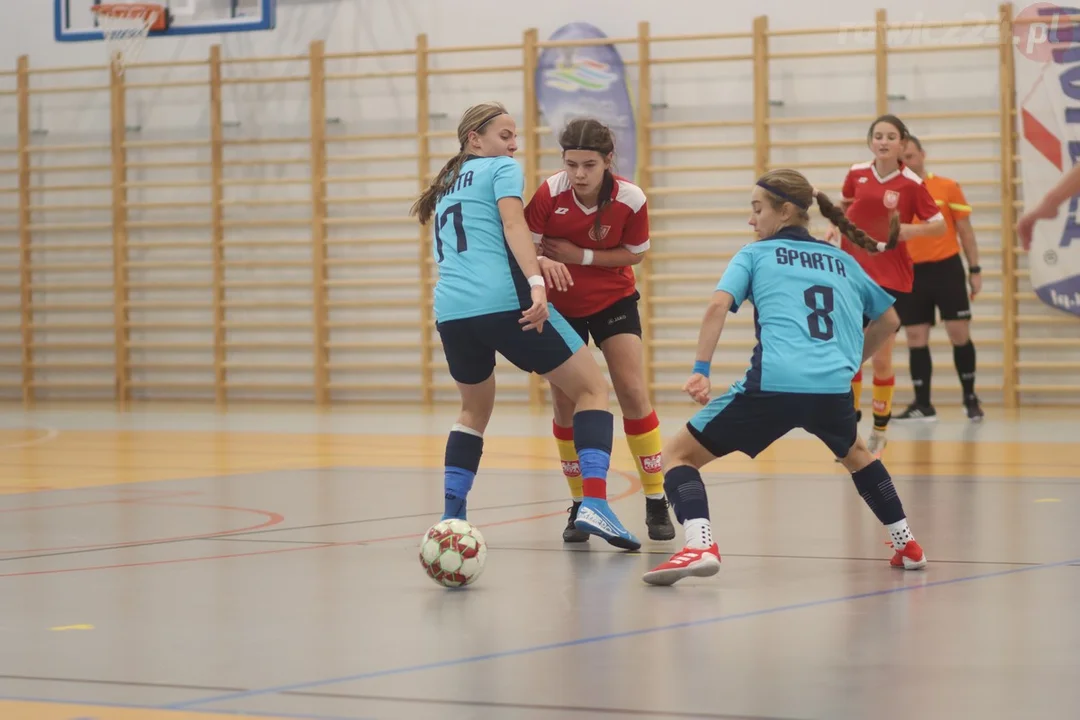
[717,227,896,395]
[432,155,530,323]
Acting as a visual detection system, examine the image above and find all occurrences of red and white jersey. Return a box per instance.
[525,171,649,317]
[840,160,944,293]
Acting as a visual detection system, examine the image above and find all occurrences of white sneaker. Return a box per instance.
[867,429,887,458]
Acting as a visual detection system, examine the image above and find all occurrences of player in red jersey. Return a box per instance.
[525,117,675,543]
[825,114,945,457]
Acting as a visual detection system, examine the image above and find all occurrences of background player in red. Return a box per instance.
[525,117,675,543]
[825,115,945,457]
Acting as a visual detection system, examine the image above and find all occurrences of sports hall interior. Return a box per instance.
[0,1,1078,719]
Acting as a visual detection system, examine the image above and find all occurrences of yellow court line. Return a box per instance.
[0,699,294,720]
[0,430,1078,495]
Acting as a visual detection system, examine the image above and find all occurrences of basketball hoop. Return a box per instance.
[91,3,169,74]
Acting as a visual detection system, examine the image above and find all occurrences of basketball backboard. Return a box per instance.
[55,0,276,41]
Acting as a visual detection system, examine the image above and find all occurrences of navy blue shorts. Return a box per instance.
[687,388,858,459]
[437,307,586,385]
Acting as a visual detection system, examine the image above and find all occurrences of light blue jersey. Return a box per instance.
[431,155,530,323]
[716,226,895,394]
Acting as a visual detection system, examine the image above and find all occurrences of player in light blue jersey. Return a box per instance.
[410,102,640,551]
[642,169,928,586]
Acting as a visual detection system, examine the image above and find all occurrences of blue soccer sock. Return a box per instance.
[572,409,613,500]
[443,424,483,520]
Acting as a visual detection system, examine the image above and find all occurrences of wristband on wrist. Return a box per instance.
[527,275,545,288]
[692,360,711,377]
[581,249,594,266]
[968,265,981,274]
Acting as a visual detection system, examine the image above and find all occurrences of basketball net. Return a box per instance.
[92,4,164,74]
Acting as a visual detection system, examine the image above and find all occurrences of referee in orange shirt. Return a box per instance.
[893,137,985,421]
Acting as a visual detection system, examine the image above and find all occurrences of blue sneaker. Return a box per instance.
[573,498,641,551]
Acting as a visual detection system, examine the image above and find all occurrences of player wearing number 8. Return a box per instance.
[642,169,927,586]
[412,102,641,552]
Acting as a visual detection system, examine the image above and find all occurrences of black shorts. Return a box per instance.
[436,307,586,385]
[893,254,972,327]
[563,291,643,346]
[687,388,858,459]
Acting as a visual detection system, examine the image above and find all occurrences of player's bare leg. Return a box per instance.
[867,334,897,458]
[550,383,589,543]
[600,332,675,541]
[838,435,926,569]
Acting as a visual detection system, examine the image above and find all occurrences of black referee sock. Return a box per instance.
[953,341,976,397]
[909,346,933,406]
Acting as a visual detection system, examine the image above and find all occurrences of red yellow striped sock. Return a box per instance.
[624,410,664,498]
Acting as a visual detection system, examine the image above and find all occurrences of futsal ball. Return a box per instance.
[419,519,487,588]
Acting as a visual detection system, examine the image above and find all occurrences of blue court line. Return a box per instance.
[168,555,1080,711]
[0,693,371,720]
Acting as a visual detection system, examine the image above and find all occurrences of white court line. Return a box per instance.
[0,427,60,450]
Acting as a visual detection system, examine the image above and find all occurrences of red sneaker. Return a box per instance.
[889,539,927,570]
[642,544,722,586]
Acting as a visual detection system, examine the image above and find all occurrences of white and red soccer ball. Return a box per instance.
[419,519,487,588]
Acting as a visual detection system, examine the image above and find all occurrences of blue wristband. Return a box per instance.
[692,360,711,377]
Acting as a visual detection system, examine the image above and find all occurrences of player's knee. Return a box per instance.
[839,437,874,473]
[613,379,650,418]
[551,389,575,426]
[944,320,970,345]
[904,324,930,347]
[871,353,892,376]
[661,431,699,472]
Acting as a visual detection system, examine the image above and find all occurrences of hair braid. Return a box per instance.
[814,189,900,252]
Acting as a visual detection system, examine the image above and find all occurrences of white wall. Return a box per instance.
[1,0,1076,405]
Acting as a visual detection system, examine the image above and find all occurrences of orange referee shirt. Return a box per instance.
[906,172,972,264]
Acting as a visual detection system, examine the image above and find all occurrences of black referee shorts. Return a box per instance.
[893,254,972,327]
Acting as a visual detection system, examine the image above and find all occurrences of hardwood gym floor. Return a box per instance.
[0,401,1077,720]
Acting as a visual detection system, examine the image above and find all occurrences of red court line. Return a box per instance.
[0,490,199,516]
[0,469,642,579]
[0,498,284,556]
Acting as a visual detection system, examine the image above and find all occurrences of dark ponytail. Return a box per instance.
[411,101,508,226]
[594,169,615,238]
[411,153,468,226]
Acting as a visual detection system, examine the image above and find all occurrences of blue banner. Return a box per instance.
[536,22,637,181]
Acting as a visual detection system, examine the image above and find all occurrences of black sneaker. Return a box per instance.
[562,502,589,543]
[964,394,984,422]
[645,497,676,541]
[893,402,937,422]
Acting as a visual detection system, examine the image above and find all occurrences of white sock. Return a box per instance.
[451,423,483,438]
[886,519,914,550]
[684,518,714,549]
[645,493,665,500]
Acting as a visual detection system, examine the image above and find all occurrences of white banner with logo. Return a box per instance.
[1015,3,1080,316]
